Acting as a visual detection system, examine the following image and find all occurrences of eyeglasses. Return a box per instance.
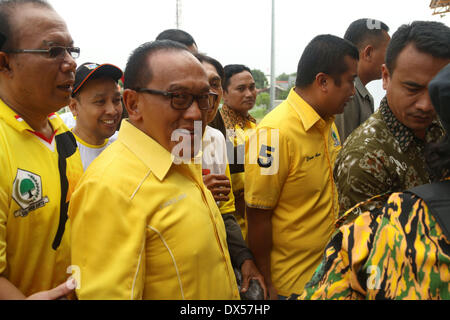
[5,46,80,59]
[135,88,218,110]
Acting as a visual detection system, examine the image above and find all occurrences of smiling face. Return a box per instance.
[70,77,122,145]
[4,4,77,115]
[223,70,256,116]
[383,43,450,138]
[127,49,209,158]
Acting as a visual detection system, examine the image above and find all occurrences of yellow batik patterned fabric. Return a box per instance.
[300,181,450,300]
[220,104,257,239]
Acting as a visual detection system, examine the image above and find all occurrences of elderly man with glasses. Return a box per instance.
[69,40,240,300]
[0,0,83,299]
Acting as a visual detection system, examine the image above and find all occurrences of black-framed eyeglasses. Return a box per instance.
[5,46,80,59]
[135,88,218,110]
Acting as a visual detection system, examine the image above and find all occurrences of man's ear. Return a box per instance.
[122,89,141,122]
[315,73,329,92]
[0,52,12,76]
[381,64,390,90]
[68,97,79,117]
[361,45,374,62]
[222,88,229,105]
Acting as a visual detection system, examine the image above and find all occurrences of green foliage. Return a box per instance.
[276,72,289,81]
[249,105,268,123]
[277,72,297,82]
[251,69,268,89]
[277,90,289,100]
[256,92,270,107]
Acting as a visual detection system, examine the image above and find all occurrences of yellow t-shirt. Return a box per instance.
[69,120,240,300]
[0,100,83,296]
[245,89,341,296]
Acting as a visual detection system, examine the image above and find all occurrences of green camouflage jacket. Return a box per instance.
[334,97,445,218]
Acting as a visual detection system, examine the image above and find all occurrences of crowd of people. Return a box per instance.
[0,0,449,300]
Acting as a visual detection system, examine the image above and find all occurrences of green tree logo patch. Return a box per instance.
[12,169,49,217]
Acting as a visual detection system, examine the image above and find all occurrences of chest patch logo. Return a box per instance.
[12,169,49,217]
[331,130,340,147]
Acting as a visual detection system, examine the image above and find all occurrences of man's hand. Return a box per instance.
[202,174,231,202]
[26,278,76,300]
[240,259,268,299]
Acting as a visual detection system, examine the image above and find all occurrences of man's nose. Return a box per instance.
[245,88,255,97]
[61,51,77,73]
[415,91,435,114]
[184,98,203,120]
[105,100,120,115]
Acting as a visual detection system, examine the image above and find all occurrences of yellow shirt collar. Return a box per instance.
[72,131,108,148]
[118,120,174,181]
[286,88,335,132]
[0,99,67,134]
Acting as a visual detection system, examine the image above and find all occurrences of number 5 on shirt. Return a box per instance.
[249,128,279,176]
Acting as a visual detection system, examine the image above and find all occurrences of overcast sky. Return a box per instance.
[49,0,449,106]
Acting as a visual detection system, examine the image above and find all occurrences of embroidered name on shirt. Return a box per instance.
[306,153,321,162]
[159,193,187,210]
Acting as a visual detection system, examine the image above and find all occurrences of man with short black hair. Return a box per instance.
[69,40,240,299]
[335,18,390,142]
[68,62,123,170]
[301,63,450,300]
[156,29,198,53]
[245,34,358,299]
[335,21,450,217]
[0,0,82,299]
[220,64,257,239]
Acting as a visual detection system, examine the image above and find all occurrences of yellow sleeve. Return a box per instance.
[245,127,289,209]
[69,177,146,300]
[0,171,7,276]
[0,141,10,276]
[218,163,236,215]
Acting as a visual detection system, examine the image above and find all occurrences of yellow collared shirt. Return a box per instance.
[245,88,341,296]
[69,120,240,300]
[0,99,83,296]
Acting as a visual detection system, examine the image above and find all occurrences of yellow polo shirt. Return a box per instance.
[69,120,240,300]
[0,99,83,296]
[225,122,257,240]
[245,89,341,296]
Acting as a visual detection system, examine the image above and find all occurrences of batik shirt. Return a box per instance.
[300,177,450,300]
[220,104,257,239]
[334,97,445,217]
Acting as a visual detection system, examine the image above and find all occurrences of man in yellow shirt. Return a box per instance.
[220,64,257,238]
[245,34,358,299]
[69,40,240,299]
[0,0,83,299]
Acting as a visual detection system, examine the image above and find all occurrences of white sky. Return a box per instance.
[49,0,449,107]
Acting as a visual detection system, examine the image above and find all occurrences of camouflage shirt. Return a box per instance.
[334,97,445,217]
[300,178,450,300]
